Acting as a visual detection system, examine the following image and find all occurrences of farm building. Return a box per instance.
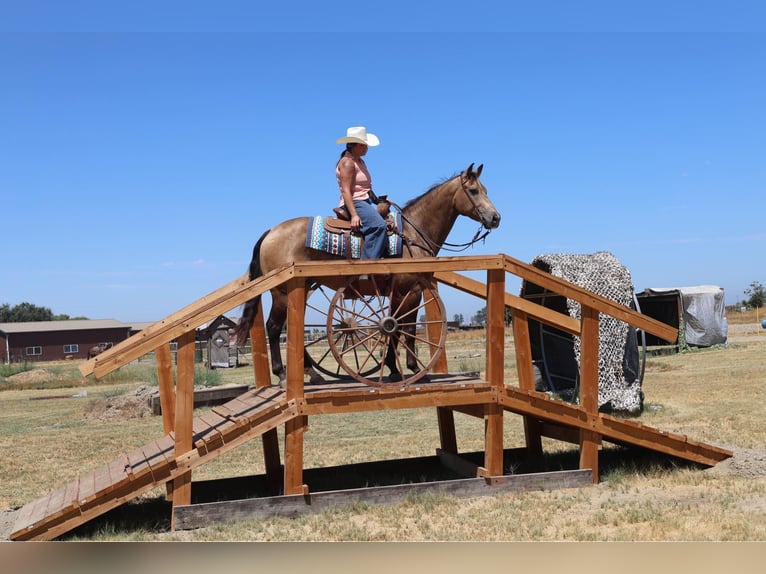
[0,319,135,364]
[635,285,728,348]
[197,315,239,368]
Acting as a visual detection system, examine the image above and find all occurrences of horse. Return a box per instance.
[235,163,501,386]
[87,342,113,359]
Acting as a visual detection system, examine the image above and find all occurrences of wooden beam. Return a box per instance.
[284,278,307,496]
[292,255,505,280]
[502,254,677,342]
[484,268,505,477]
[251,302,272,389]
[512,310,543,458]
[82,266,295,379]
[434,270,581,336]
[578,305,601,483]
[172,330,195,527]
[155,343,175,435]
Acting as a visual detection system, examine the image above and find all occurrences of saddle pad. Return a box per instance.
[306,214,403,258]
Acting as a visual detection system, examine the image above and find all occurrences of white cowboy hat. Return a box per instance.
[336,126,380,146]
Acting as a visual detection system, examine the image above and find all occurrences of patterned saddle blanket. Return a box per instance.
[306,213,403,259]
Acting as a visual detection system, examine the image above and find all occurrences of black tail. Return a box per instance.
[235,230,270,346]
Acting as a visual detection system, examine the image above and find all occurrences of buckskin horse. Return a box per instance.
[235,163,501,386]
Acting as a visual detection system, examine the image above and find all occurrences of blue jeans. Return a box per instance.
[354,199,388,259]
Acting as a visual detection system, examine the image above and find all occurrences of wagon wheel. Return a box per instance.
[304,284,384,381]
[326,275,447,388]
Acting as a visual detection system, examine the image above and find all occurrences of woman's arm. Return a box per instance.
[338,157,362,231]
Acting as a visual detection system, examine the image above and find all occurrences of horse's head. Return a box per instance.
[456,163,501,229]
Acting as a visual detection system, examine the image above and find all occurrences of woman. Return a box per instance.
[336,126,388,259]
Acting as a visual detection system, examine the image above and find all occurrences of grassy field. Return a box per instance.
[1,314,765,541]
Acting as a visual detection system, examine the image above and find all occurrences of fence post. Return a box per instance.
[579,305,601,483]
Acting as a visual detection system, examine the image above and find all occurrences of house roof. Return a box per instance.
[0,319,132,335]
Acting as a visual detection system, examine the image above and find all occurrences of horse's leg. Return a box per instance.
[397,288,425,377]
[304,349,326,385]
[266,291,288,386]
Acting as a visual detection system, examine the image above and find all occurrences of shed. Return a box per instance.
[635,286,728,348]
[198,315,238,368]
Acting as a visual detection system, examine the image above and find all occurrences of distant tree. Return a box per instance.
[453,313,464,326]
[745,281,765,308]
[471,307,487,325]
[0,303,84,322]
[504,308,513,326]
[0,302,54,322]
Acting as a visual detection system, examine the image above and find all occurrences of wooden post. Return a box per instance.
[484,268,505,477]
[251,303,272,389]
[512,309,543,458]
[155,343,175,435]
[171,330,195,528]
[284,278,308,496]
[155,343,176,500]
[426,276,458,454]
[578,305,602,483]
[250,304,282,493]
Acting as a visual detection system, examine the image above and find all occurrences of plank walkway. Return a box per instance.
[10,375,731,541]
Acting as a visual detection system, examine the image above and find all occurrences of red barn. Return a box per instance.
[0,319,135,363]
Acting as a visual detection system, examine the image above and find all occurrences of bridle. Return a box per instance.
[389,173,493,257]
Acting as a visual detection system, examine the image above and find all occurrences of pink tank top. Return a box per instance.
[336,155,373,204]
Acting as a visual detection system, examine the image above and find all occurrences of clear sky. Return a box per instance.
[1,2,764,324]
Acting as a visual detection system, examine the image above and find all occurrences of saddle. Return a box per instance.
[306,211,403,259]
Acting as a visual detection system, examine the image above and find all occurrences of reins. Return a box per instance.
[387,173,493,256]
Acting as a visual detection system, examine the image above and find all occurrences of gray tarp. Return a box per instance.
[640,285,728,347]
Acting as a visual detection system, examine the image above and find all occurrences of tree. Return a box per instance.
[452,313,464,326]
[471,307,487,325]
[745,281,765,308]
[0,302,86,322]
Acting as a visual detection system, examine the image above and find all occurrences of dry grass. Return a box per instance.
[2,318,766,541]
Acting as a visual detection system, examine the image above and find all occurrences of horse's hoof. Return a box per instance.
[388,371,403,383]
[308,373,326,385]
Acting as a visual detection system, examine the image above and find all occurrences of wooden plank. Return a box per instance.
[92,462,114,497]
[73,468,98,508]
[172,469,592,531]
[125,446,151,479]
[292,255,505,281]
[301,384,495,416]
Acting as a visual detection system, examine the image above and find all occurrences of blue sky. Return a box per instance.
[1,2,764,323]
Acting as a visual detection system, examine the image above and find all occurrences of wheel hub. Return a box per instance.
[379,315,399,336]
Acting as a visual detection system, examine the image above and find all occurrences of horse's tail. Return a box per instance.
[235,229,270,347]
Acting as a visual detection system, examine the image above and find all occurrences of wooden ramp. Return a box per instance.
[10,385,295,541]
[10,376,731,541]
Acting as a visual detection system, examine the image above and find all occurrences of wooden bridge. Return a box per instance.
[10,254,732,541]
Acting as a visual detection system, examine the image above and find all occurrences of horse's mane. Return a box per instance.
[401,173,459,211]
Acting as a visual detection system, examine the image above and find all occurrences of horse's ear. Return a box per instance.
[475,164,483,177]
[465,163,475,177]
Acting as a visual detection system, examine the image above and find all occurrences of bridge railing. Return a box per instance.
[79,253,677,502]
